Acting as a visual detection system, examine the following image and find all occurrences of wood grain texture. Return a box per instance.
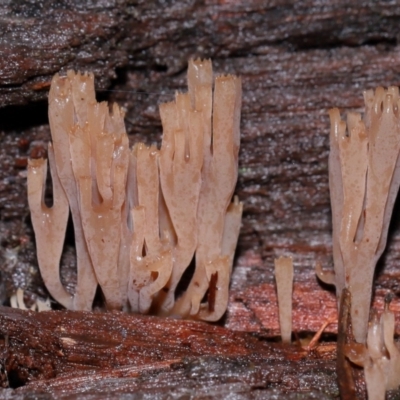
[0,306,338,398]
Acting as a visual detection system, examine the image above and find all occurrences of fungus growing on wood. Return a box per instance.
[166,61,243,320]
[47,71,99,311]
[274,256,294,344]
[317,87,400,343]
[10,288,51,312]
[345,301,400,398]
[27,59,242,320]
[128,143,173,314]
[27,145,72,309]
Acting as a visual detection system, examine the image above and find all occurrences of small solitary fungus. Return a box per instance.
[274,256,294,344]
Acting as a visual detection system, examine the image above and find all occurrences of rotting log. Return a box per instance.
[2,1,400,398]
[1,306,339,398]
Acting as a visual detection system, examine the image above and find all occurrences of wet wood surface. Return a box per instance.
[1,306,338,398]
[2,0,400,398]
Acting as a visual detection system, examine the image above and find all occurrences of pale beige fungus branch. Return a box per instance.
[346,304,400,398]
[274,256,294,344]
[157,94,203,313]
[69,98,129,310]
[173,63,242,319]
[27,145,72,309]
[128,143,173,313]
[129,206,173,314]
[48,72,98,311]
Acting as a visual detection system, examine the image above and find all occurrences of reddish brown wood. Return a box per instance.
[1,306,339,397]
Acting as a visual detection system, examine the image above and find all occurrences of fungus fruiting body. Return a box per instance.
[274,256,294,344]
[27,60,242,320]
[318,87,400,343]
[346,303,400,398]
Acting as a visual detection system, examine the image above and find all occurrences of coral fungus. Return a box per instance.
[319,87,400,343]
[27,60,242,320]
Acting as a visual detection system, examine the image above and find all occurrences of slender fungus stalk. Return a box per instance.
[274,256,294,344]
[128,143,173,313]
[48,72,99,311]
[157,93,203,313]
[27,146,72,309]
[172,64,242,319]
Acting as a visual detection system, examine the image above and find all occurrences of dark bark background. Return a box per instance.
[1,1,400,398]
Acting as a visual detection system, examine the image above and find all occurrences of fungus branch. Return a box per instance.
[346,302,400,398]
[128,144,173,314]
[27,146,72,309]
[171,64,242,320]
[48,72,99,311]
[274,256,294,344]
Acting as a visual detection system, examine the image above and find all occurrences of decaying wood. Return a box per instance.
[1,306,338,398]
[2,1,399,107]
[0,307,336,398]
[2,0,400,398]
[336,289,358,400]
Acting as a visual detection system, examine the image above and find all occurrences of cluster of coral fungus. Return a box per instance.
[27,59,242,320]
